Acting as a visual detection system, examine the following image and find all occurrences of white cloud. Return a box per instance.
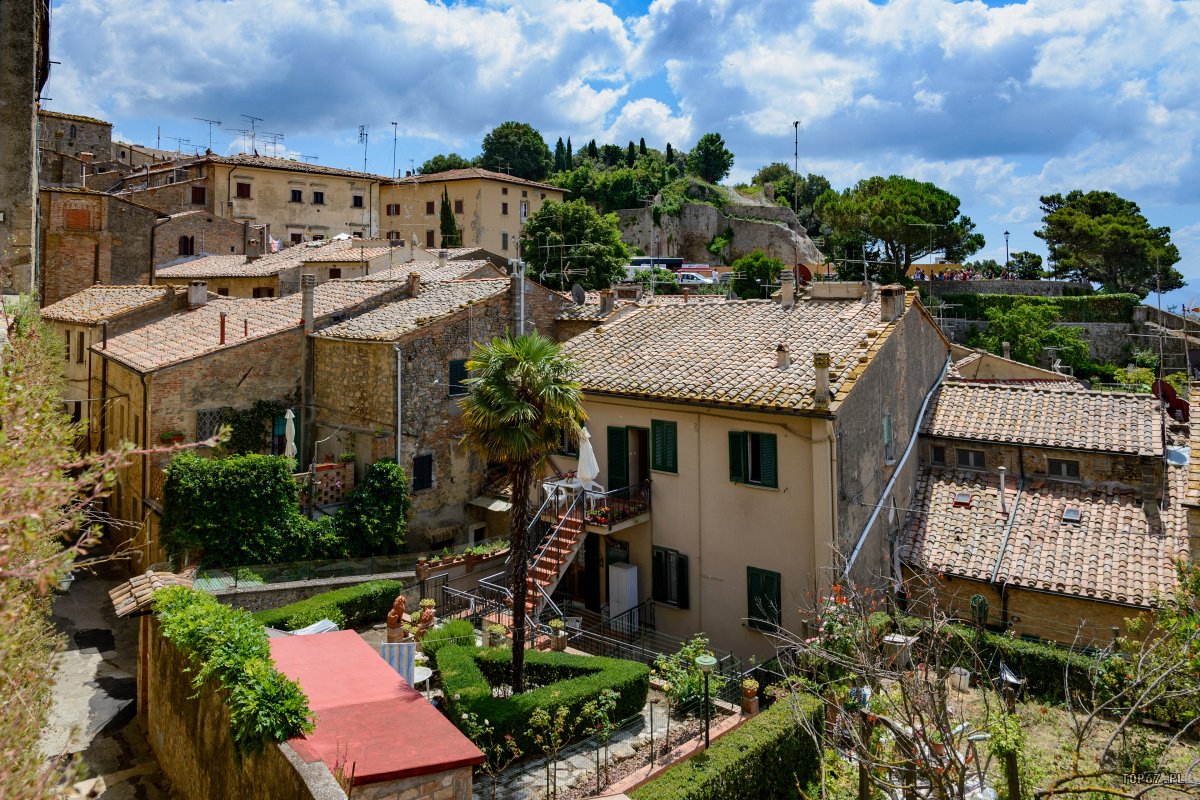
[604,98,692,147]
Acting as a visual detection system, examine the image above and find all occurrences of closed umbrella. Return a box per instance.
[576,427,600,487]
[284,408,297,459]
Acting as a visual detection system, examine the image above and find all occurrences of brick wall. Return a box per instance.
[156,274,282,298]
[153,213,246,267]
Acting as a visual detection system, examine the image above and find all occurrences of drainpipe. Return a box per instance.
[394,343,403,463]
[99,322,109,454]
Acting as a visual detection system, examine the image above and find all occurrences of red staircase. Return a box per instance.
[522,503,586,618]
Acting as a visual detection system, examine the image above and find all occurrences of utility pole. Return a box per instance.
[391,121,398,179]
[792,120,800,213]
[358,125,369,173]
[194,117,222,151]
[1004,230,1010,268]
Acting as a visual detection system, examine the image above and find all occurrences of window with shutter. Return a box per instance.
[448,359,468,396]
[652,547,689,608]
[651,420,677,473]
[730,431,777,488]
[607,426,629,490]
[412,454,434,491]
[728,431,746,483]
[747,566,781,631]
[236,182,251,199]
[290,189,303,203]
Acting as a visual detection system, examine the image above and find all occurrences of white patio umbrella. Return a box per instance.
[576,427,600,487]
[284,408,297,459]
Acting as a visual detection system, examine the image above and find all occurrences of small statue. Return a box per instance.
[385,594,408,642]
[414,598,436,641]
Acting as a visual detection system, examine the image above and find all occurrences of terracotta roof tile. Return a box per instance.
[356,260,503,283]
[156,239,368,279]
[922,383,1162,456]
[386,167,561,192]
[315,279,510,341]
[42,285,175,324]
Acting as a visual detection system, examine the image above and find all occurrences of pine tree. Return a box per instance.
[439,186,461,247]
[587,139,599,159]
[565,137,573,170]
[625,142,636,167]
[553,137,566,173]
[639,137,647,156]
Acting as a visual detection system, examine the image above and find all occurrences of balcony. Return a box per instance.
[541,478,651,536]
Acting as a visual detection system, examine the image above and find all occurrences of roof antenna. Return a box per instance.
[358,125,369,173]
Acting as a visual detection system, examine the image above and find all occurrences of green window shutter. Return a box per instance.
[607,426,628,490]
[448,359,468,396]
[675,553,689,609]
[728,431,746,483]
[758,433,778,488]
[651,420,677,473]
[747,566,782,631]
[652,548,667,603]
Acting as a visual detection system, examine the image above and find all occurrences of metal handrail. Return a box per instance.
[580,479,652,531]
[526,490,584,610]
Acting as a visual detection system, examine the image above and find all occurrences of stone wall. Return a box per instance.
[38,111,113,160]
[140,616,346,800]
[153,212,247,267]
[616,203,824,267]
[916,279,1089,298]
[354,767,471,800]
[837,298,951,587]
[917,437,1158,490]
[936,318,1133,365]
[117,177,207,216]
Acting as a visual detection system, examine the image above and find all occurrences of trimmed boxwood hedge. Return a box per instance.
[438,645,649,752]
[252,579,405,631]
[937,292,1139,324]
[630,692,823,800]
[420,619,477,667]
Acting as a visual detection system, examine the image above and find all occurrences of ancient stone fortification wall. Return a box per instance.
[616,203,824,267]
[141,617,345,800]
[937,318,1133,365]
[915,279,1089,298]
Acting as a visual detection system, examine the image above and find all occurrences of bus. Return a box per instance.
[630,256,684,271]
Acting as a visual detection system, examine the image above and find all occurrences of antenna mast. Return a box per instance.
[240,114,263,152]
[194,118,222,151]
[358,125,369,173]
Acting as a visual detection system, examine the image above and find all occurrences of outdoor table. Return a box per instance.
[412,665,433,699]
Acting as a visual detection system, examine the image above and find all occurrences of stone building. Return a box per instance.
[899,382,1189,645]
[312,273,565,549]
[91,278,410,566]
[380,168,563,256]
[39,187,165,305]
[0,0,51,296]
[151,211,252,267]
[38,109,113,160]
[552,281,950,659]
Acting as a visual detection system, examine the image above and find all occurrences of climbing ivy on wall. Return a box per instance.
[220,399,288,455]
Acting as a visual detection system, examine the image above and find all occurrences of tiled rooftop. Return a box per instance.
[98,280,406,372]
[387,167,560,192]
[1186,385,1200,508]
[156,239,365,279]
[301,245,395,263]
[922,383,1162,456]
[316,279,509,341]
[40,109,111,126]
[42,285,175,324]
[900,468,1189,607]
[356,259,503,283]
[208,153,383,180]
[559,296,903,412]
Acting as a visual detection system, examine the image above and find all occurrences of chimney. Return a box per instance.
[780,270,795,309]
[244,318,249,338]
[101,320,108,350]
[1002,341,1011,360]
[776,343,791,370]
[600,289,615,315]
[813,351,831,405]
[682,287,690,302]
[79,152,94,165]
[438,250,448,269]
[880,284,904,322]
[301,274,316,334]
[863,281,876,303]
[246,235,262,261]
[187,280,207,309]
[998,466,1007,514]
[219,312,227,345]
[406,272,421,297]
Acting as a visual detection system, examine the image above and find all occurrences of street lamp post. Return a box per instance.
[1004,230,1010,268]
[696,655,717,749]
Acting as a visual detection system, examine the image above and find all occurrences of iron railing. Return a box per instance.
[579,479,652,531]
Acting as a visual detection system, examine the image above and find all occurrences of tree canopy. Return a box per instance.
[730,249,785,300]
[972,303,1088,369]
[480,121,553,181]
[419,153,474,174]
[687,132,734,184]
[1035,190,1182,298]
[438,186,461,247]
[1010,250,1044,280]
[521,199,629,290]
[816,175,984,281]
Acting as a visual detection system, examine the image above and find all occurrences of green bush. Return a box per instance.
[154,586,313,754]
[630,692,823,800]
[338,458,409,556]
[421,619,477,667]
[939,292,1139,324]
[252,579,405,631]
[439,645,649,753]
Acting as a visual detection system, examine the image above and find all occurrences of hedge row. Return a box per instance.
[252,579,405,631]
[438,645,649,753]
[420,619,477,667]
[938,292,1140,323]
[630,692,823,800]
[154,586,313,754]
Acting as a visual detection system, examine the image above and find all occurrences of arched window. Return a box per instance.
[178,235,194,256]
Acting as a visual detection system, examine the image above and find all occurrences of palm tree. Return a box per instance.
[459,333,585,692]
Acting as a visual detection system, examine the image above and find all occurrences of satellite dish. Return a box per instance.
[570,283,586,305]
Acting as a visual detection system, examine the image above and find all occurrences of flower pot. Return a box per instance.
[550,631,567,652]
[930,740,946,757]
[742,686,758,701]
[57,572,76,592]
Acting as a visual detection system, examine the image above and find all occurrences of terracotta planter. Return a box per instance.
[416,561,430,581]
[465,554,479,573]
[930,740,947,757]
[550,631,567,652]
[742,686,758,701]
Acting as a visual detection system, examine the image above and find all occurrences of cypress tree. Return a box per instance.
[625,142,636,167]
[587,139,598,159]
[666,142,675,163]
[639,137,647,156]
[566,137,573,169]
[438,186,460,247]
[553,137,566,172]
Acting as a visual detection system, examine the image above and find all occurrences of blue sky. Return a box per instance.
[44,0,1200,304]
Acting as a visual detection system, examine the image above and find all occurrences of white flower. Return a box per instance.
[454,693,461,700]
[462,713,469,720]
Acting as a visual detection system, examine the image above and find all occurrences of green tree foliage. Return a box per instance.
[1035,190,1183,298]
[553,137,566,173]
[687,132,735,184]
[220,399,287,455]
[632,267,679,294]
[439,186,461,247]
[652,633,718,709]
[459,334,586,692]
[419,152,473,174]
[480,121,553,181]
[751,162,792,186]
[964,258,1003,277]
[565,137,573,170]
[638,137,647,156]
[974,303,1088,369]
[521,199,629,290]
[337,458,409,557]
[600,143,623,167]
[587,139,599,160]
[730,249,785,300]
[1010,250,1044,280]
[665,142,674,164]
[816,175,985,279]
[625,141,636,167]
[551,153,670,214]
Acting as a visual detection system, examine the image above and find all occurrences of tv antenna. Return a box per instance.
[226,127,251,153]
[260,131,285,158]
[194,118,222,150]
[240,114,263,152]
[163,135,190,154]
[358,125,369,173]
[907,222,947,265]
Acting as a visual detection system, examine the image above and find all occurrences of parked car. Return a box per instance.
[676,271,714,285]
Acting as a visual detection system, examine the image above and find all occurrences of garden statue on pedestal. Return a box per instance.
[414,598,437,641]
[386,594,408,643]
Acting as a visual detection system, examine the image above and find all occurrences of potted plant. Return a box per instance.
[159,430,186,445]
[928,729,946,757]
[548,618,567,651]
[338,451,357,463]
[741,677,760,714]
[486,623,508,647]
[465,546,480,572]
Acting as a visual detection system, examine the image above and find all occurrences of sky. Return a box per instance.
[43,0,1200,306]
